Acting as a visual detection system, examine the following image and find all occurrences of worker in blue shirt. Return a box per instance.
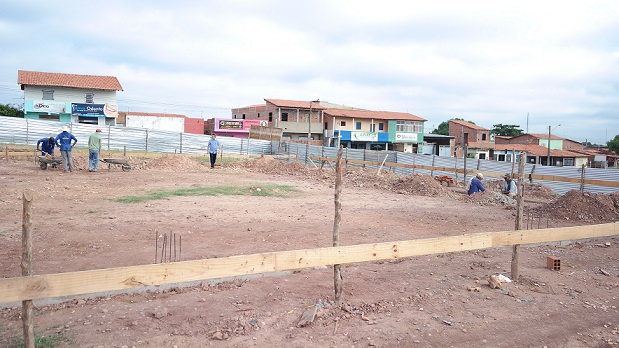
[37,136,57,168]
[37,137,56,156]
[207,134,221,169]
[55,126,78,173]
[467,173,486,195]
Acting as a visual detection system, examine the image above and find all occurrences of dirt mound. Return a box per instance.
[466,191,517,207]
[544,190,619,222]
[145,155,203,171]
[391,173,454,197]
[228,156,314,176]
[342,166,399,190]
[523,183,559,201]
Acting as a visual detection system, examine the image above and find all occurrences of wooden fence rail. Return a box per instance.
[0,222,617,304]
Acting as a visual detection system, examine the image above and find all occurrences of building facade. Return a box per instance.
[448,119,494,159]
[18,70,123,127]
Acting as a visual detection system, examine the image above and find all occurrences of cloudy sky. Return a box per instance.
[1,1,618,144]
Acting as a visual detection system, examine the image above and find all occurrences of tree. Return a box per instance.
[607,134,619,154]
[0,103,24,118]
[491,124,523,136]
[431,118,475,135]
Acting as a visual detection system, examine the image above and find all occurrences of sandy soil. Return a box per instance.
[0,154,618,348]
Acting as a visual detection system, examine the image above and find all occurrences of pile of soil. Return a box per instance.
[145,155,203,171]
[228,156,314,176]
[544,190,619,222]
[466,191,517,207]
[391,173,454,197]
[523,182,559,201]
[341,166,400,191]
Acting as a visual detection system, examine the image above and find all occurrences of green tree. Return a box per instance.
[431,118,475,135]
[607,134,619,153]
[491,124,523,136]
[0,103,24,118]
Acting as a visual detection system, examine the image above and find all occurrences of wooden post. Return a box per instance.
[430,155,436,177]
[123,146,126,157]
[511,152,526,282]
[21,190,34,348]
[5,145,8,161]
[333,147,343,303]
[463,145,468,186]
[511,150,516,176]
[580,164,586,193]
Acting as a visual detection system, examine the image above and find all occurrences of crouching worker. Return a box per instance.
[467,173,486,196]
[502,173,518,197]
[37,136,57,168]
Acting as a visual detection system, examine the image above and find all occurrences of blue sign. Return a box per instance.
[71,103,105,117]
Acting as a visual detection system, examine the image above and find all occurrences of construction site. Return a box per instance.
[1,149,619,347]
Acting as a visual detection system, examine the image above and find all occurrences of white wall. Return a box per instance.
[126,115,184,132]
[24,86,117,104]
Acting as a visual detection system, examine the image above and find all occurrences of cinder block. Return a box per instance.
[547,256,560,271]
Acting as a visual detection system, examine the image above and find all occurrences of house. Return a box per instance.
[206,118,266,138]
[233,99,427,152]
[420,134,455,156]
[494,144,588,167]
[18,70,123,126]
[117,112,205,135]
[324,109,426,152]
[448,120,494,159]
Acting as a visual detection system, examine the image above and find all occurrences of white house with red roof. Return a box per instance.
[18,70,123,126]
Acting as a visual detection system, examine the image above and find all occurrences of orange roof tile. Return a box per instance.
[18,70,123,91]
[528,133,564,140]
[496,144,587,157]
[323,109,426,121]
[264,98,325,110]
[449,119,489,131]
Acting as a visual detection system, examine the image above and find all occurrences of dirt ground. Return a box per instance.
[1,153,618,348]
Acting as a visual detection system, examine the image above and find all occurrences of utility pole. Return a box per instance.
[305,99,319,164]
[546,125,551,166]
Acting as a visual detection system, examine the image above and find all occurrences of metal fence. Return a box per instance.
[2,116,618,194]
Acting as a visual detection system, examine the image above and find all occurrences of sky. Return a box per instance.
[0,1,618,144]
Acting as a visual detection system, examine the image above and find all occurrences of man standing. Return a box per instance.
[88,129,103,172]
[467,173,486,196]
[207,134,221,169]
[502,173,518,197]
[55,126,77,173]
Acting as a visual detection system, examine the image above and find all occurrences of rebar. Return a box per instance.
[155,232,158,264]
[169,231,172,262]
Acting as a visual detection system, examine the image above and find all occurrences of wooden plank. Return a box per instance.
[0,222,617,304]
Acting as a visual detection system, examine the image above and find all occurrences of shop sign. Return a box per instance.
[32,102,65,113]
[352,132,378,141]
[71,103,118,118]
[395,133,418,142]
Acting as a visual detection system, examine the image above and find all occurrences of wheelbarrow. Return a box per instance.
[100,158,132,172]
[38,155,62,170]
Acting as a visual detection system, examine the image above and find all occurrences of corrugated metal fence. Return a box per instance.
[1,116,618,194]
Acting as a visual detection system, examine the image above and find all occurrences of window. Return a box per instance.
[481,133,487,141]
[370,124,375,132]
[281,112,288,121]
[257,113,260,118]
[324,122,328,130]
[395,120,422,133]
[478,153,486,160]
[378,123,384,131]
[564,158,575,166]
[78,116,98,125]
[39,114,60,121]
[42,90,54,100]
[340,121,346,126]
[355,122,361,130]
[268,112,273,122]
[85,93,94,103]
[242,114,246,119]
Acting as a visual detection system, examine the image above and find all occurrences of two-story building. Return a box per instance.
[448,119,494,159]
[232,99,426,152]
[18,70,123,126]
[495,133,589,166]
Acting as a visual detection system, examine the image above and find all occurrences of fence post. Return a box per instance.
[240,138,244,155]
[145,129,149,153]
[511,152,526,282]
[26,119,29,145]
[107,125,111,151]
[333,147,343,303]
[580,164,586,193]
[179,132,183,154]
[430,155,435,177]
[21,190,34,348]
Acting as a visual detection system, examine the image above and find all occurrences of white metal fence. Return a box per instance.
[2,116,618,195]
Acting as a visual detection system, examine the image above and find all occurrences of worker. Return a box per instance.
[467,173,486,195]
[207,134,221,169]
[502,173,518,197]
[55,126,78,173]
[88,129,103,172]
[37,136,57,168]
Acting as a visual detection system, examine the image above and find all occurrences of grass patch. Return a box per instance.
[86,210,97,214]
[116,184,297,203]
[3,330,73,348]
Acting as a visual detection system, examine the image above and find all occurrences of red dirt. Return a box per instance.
[1,154,618,347]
